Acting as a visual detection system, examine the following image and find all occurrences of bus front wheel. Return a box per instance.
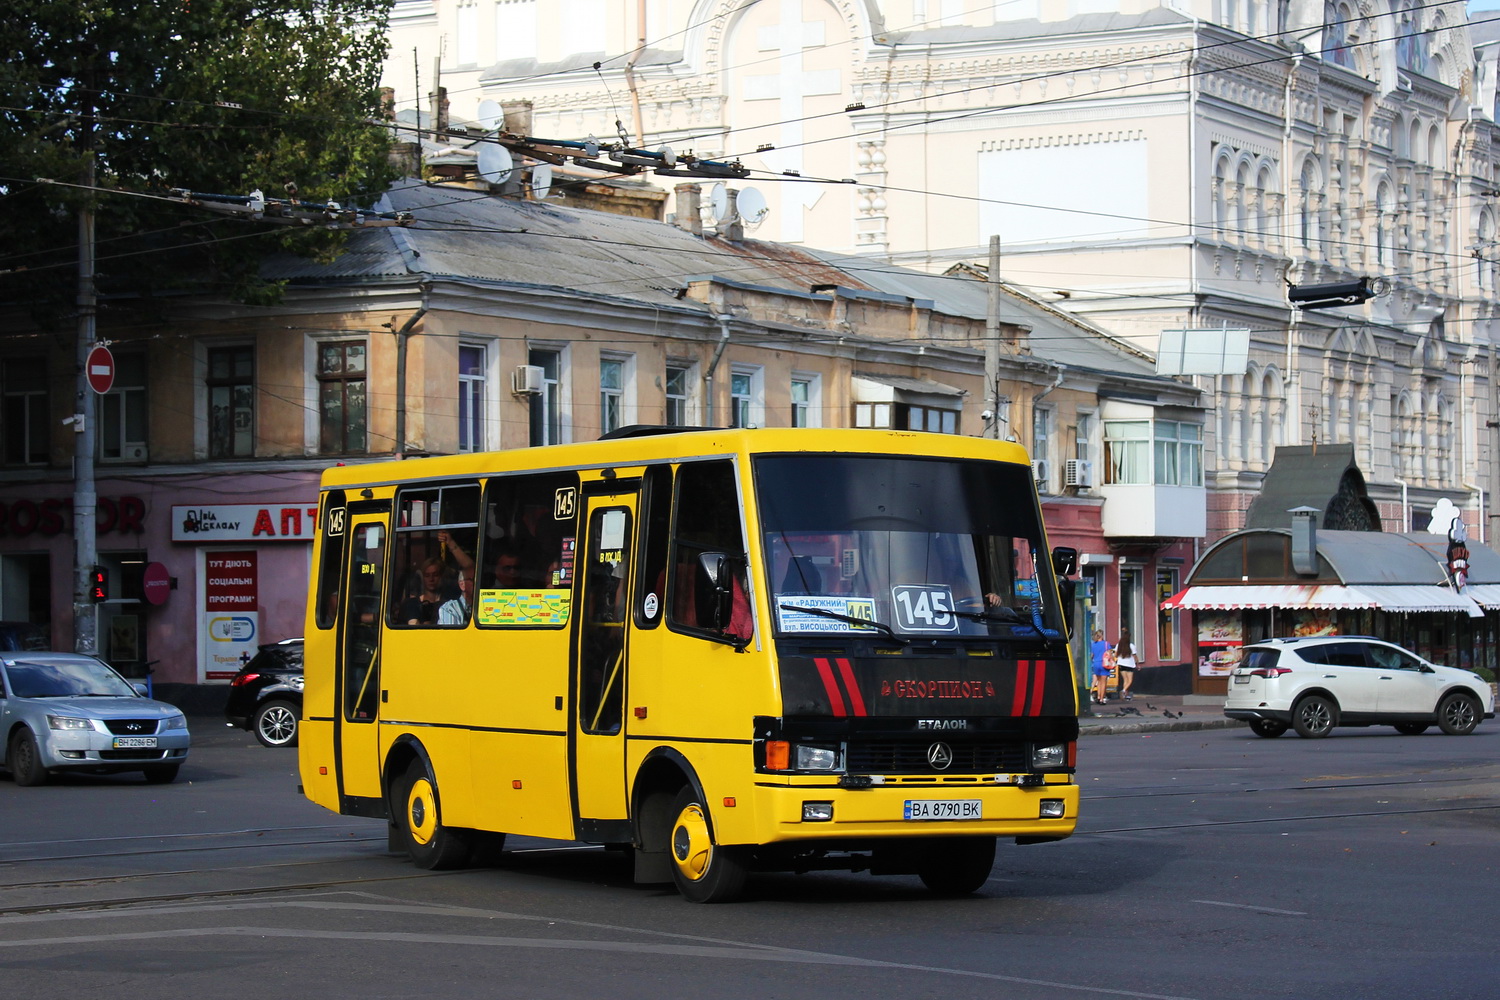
[668,786,748,903]
[916,837,997,896]
[394,759,473,870]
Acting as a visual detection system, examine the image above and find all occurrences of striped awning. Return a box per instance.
[1160,584,1485,617]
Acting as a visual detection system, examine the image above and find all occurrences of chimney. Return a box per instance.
[723,187,743,242]
[501,99,533,136]
[674,184,702,235]
[1289,506,1319,576]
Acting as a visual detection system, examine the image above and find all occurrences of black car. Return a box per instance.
[225,638,303,747]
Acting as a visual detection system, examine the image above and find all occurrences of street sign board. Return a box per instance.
[86,344,115,394]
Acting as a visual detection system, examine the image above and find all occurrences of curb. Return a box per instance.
[1080,717,1247,736]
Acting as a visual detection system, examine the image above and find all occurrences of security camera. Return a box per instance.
[981,409,995,421]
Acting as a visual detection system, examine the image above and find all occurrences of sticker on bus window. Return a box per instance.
[776,596,876,633]
[477,588,572,626]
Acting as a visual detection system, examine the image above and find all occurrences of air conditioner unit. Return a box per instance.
[1031,459,1049,489]
[511,365,544,395]
[1065,458,1094,488]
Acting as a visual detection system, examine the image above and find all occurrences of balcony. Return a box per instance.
[1099,483,1207,539]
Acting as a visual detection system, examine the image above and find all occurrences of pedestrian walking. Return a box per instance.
[1090,629,1111,705]
[1115,628,1140,700]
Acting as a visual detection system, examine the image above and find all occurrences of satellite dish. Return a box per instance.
[477,99,504,133]
[531,163,553,199]
[477,143,514,184]
[709,182,729,222]
[737,186,769,225]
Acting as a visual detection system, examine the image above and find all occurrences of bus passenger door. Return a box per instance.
[571,492,636,831]
[337,513,389,803]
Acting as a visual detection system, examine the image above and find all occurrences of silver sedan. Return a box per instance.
[1,652,191,785]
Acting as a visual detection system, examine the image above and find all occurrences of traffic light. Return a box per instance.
[89,566,109,602]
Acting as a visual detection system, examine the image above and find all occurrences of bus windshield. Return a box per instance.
[754,454,1064,639]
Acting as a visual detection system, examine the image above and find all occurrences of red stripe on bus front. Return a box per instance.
[834,658,867,716]
[813,657,848,717]
[1012,659,1030,716]
[1028,661,1046,716]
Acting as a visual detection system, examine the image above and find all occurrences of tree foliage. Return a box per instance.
[0,1,400,327]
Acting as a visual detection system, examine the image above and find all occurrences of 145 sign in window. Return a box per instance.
[891,585,958,632]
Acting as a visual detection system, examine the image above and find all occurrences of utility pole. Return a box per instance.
[72,136,99,654]
[984,234,1002,439]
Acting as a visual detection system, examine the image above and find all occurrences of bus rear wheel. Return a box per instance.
[394,759,473,870]
[916,837,997,896]
[668,786,747,903]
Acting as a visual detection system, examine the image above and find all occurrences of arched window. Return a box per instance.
[1428,125,1444,170]
[1436,396,1455,485]
[1256,164,1275,242]
[1394,392,1414,480]
[1375,181,1394,268]
[1235,160,1250,238]
[1299,159,1322,250]
[1478,211,1496,291]
[1213,153,1232,235]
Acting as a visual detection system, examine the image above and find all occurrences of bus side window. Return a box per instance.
[389,483,480,628]
[669,460,751,642]
[478,471,579,624]
[635,464,672,629]
[315,490,347,630]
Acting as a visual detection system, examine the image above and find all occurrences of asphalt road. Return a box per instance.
[1,719,1497,999]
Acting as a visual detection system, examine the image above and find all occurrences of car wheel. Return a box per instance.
[8,729,48,786]
[1249,719,1288,738]
[253,699,299,748]
[393,758,472,870]
[143,764,181,784]
[1393,722,1429,736]
[668,786,748,903]
[916,836,997,896]
[1291,695,1338,738]
[1437,693,1480,736]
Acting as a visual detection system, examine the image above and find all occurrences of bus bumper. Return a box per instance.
[749,776,1079,844]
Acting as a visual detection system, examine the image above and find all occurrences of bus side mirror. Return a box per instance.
[698,551,733,630]
[1050,546,1078,578]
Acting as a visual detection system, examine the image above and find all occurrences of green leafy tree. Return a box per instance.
[0,0,400,326]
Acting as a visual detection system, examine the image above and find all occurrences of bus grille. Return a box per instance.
[847,741,1027,774]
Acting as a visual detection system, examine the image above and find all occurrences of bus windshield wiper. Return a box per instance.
[948,605,1055,639]
[777,603,909,644]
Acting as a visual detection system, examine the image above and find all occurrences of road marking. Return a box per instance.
[1193,899,1307,916]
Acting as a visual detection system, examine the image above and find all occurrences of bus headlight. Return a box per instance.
[1031,743,1070,770]
[793,745,843,771]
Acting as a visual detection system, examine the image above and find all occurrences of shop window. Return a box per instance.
[1156,567,1179,661]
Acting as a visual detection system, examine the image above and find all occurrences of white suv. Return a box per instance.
[1224,636,1496,739]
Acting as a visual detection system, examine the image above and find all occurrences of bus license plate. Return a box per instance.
[904,799,981,821]
[112,737,157,749]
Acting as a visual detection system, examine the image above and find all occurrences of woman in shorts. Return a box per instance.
[1090,629,1111,704]
[1114,628,1140,701]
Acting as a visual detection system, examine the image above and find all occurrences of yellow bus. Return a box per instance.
[300,427,1080,902]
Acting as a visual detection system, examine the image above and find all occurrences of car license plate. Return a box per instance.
[112,737,157,749]
[1232,674,1250,684]
[904,799,982,821]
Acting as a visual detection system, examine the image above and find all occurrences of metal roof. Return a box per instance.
[261,181,1190,390]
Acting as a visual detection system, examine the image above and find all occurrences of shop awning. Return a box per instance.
[1160,584,1484,617]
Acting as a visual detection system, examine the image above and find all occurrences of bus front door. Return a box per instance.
[337,514,388,803]
[571,492,635,832]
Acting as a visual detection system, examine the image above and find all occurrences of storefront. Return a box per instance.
[0,472,318,687]
[1162,528,1500,695]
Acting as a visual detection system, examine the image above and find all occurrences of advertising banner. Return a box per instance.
[203,550,259,681]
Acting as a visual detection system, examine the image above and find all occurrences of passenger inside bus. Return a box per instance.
[396,557,457,625]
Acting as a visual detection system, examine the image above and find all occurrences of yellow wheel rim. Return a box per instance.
[407,776,438,846]
[671,802,712,881]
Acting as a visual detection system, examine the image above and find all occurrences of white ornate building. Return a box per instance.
[379,0,1500,542]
